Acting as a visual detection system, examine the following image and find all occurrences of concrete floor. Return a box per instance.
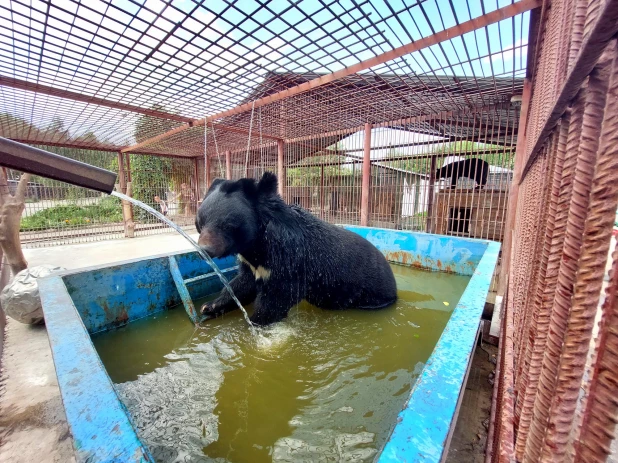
[1,233,198,463]
[446,342,497,463]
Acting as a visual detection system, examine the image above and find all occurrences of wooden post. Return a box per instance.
[360,123,372,226]
[117,152,126,193]
[277,139,285,198]
[125,153,132,182]
[225,150,232,180]
[498,79,532,296]
[117,152,134,237]
[124,153,134,221]
[426,155,437,232]
[123,182,135,238]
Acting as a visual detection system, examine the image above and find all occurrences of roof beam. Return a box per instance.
[120,0,541,154]
[212,124,283,141]
[4,138,119,152]
[0,76,194,123]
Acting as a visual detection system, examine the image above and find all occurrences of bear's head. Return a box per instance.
[195,172,278,258]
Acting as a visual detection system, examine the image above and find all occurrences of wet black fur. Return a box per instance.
[195,172,398,326]
[434,158,489,189]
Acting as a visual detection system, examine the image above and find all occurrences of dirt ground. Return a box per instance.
[446,341,497,463]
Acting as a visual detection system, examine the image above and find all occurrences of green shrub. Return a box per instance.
[21,197,123,231]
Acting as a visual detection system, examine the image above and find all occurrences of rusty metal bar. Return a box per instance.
[426,155,436,233]
[575,244,618,461]
[0,76,194,123]
[213,124,283,141]
[499,80,532,297]
[514,114,570,459]
[277,140,285,197]
[540,48,615,461]
[320,165,325,219]
[205,152,211,187]
[193,158,200,204]
[524,82,593,461]
[6,138,119,152]
[360,123,372,226]
[519,0,618,183]
[225,150,231,180]
[119,1,539,155]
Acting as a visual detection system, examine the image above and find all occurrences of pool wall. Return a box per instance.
[38,228,499,463]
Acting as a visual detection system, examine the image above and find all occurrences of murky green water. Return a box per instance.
[93,265,470,463]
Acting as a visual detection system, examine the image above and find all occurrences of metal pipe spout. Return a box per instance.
[0,137,117,194]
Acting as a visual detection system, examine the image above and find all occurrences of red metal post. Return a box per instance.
[205,154,211,187]
[320,165,325,219]
[426,155,437,233]
[225,150,231,180]
[499,79,532,296]
[277,139,285,197]
[193,158,200,205]
[361,123,372,226]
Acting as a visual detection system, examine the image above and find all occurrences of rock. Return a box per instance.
[0,265,65,324]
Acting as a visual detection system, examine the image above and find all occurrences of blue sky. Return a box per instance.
[0,0,529,142]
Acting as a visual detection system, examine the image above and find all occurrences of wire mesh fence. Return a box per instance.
[490,1,618,462]
[8,148,201,248]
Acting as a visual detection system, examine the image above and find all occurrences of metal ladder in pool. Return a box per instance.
[168,255,238,324]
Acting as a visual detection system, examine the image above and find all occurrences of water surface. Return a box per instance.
[93,264,470,462]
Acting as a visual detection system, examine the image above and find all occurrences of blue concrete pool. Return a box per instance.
[38,227,499,462]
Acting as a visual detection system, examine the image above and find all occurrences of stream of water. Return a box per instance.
[110,191,254,328]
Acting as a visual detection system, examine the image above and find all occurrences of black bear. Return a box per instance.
[195,172,397,326]
[435,158,489,189]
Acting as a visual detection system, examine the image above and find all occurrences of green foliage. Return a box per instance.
[129,154,173,220]
[129,106,178,219]
[20,197,123,231]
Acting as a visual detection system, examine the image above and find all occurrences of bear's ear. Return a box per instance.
[206,178,225,197]
[237,178,258,197]
[257,172,278,197]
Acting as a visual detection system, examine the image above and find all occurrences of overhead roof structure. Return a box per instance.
[0,0,539,161]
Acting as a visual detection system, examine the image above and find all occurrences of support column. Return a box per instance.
[426,155,437,233]
[124,153,134,221]
[117,152,126,194]
[116,152,134,238]
[498,79,532,297]
[360,123,372,226]
[277,139,285,198]
[320,165,325,219]
[225,150,231,180]
[193,158,200,211]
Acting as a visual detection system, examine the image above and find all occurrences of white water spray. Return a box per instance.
[111,191,254,329]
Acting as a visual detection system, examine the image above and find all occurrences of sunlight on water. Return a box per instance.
[93,265,470,463]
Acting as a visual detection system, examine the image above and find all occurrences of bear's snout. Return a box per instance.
[197,229,227,257]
